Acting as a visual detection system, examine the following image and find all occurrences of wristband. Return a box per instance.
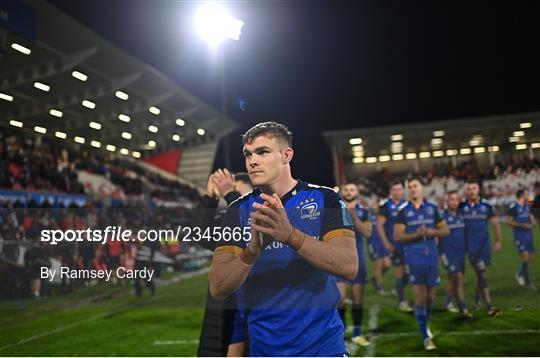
[287,228,306,251]
[240,245,258,266]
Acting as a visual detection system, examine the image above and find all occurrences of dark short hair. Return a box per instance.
[390,180,403,188]
[344,182,358,187]
[242,122,293,147]
[447,190,459,196]
[467,181,480,187]
[234,172,253,187]
[407,177,423,186]
[516,189,526,199]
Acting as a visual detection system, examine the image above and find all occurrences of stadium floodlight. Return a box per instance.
[446,149,458,156]
[488,145,499,152]
[148,140,156,148]
[431,138,443,146]
[106,144,116,152]
[474,147,486,153]
[516,144,527,150]
[419,151,431,158]
[513,131,525,137]
[379,155,391,162]
[433,130,445,137]
[115,91,129,100]
[11,43,31,55]
[391,142,403,153]
[71,71,88,81]
[74,136,85,144]
[0,92,14,102]
[49,109,63,118]
[82,100,96,109]
[34,126,46,134]
[34,82,50,92]
[132,151,142,158]
[118,114,131,123]
[9,119,23,128]
[122,132,132,140]
[366,157,377,164]
[149,106,160,115]
[509,137,519,142]
[148,125,159,133]
[89,121,102,130]
[195,3,244,46]
[405,153,417,160]
[172,134,181,142]
[392,154,404,161]
[352,157,364,164]
[531,143,540,149]
[349,138,363,145]
[391,134,403,141]
[352,145,364,151]
[520,122,532,129]
[197,128,206,136]
[460,148,472,155]
[120,148,130,155]
[353,151,364,158]
[90,140,101,148]
[55,131,67,139]
[433,151,444,157]
[176,118,186,126]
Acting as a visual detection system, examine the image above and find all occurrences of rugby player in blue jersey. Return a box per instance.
[368,198,391,295]
[335,182,372,347]
[459,182,503,316]
[505,189,537,289]
[208,122,359,356]
[377,180,413,312]
[440,191,472,319]
[394,178,449,351]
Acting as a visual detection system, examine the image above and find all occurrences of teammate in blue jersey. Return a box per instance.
[440,191,472,319]
[368,199,391,295]
[335,182,372,347]
[394,178,449,351]
[459,182,503,316]
[208,122,358,356]
[377,180,413,312]
[505,189,537,289]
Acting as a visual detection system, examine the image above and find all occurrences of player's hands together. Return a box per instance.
[251,193,294,244]
[383,240,395,253]
[416,225,428,237]
[206,173,220,198]
[212,169,235,197]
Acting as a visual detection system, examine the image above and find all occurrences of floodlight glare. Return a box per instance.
[195,3,244,45]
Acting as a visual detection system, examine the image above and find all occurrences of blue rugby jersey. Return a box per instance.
[508,201,533,239]
[353,203,369,254]
[458,199,494,252]
[378,198,407,248]
[214,180,355,356]
[440,210,466,255]
[395,201,444,266]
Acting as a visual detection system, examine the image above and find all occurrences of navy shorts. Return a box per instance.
[440,251,466,274]
[406,263,440,288]
[468,243,492,269]
[514,233,535,254]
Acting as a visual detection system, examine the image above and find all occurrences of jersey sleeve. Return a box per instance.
[507,203,517,218]
[395,208,406,225]
[434,206,444,224]
[214,203,245,254]
[378,202,389,219]
[321,190,356,242]
[355,205,369,222]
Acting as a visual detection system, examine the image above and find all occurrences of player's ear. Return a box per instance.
[282,147,294,164]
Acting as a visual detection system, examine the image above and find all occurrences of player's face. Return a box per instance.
[371,199,380,213]
[389,184,403,201]
[466,183,480,201]
[447,192,460,210]
[342,184,359,202]
[243,135,292,187]
[407,180,423,201]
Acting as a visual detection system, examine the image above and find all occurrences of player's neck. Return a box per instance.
[411,197,423,208]
[260,174,298,199]
[517,198,525,206]
[389,196,401,204]
[469,197,480,205]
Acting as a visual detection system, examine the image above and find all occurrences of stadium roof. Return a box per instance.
[0,0,239,158]
[323,111,540,181]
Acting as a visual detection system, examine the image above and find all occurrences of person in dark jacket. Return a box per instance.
[197,169,252,357]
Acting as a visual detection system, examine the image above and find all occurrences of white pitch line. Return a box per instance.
[364,304,380,357]
[375,328,540,339]
[153,339,199,345]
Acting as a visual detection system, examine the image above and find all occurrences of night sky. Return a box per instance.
[46,0,540,186]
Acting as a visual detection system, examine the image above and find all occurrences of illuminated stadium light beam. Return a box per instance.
[446,149,458,156]
[513,130,525,137]
[90,140,101,148]
[132,151,142,158]
[122,132,132,140]
[72,70,88,81]
[55,131,67,139]
[433,130,445,137]
[172,134,181,142]
[106,144,116,152]
[49,109,63,118]
[149,106,160,115]
[74,136,85,144]
[197,128,206,136]
[405,153,417,160]
[0,92,14,101]
[390,134,403,141]
[366,157,377,164]
[433,150,444,157]
[34,82,50,92]
[9,119,23,128]
[89,121,102,130]
[352,157,364,164]
[34,126,46,134]
[82,100,96,109]
[11,43,31,55]
[520,122,532,129]
[148,125,159,133]
[392,154,404,161]
[349,138,363,145]
[176,118,185,126]
[195,3,244,45]
[118,114,131,123]
[379,155,391,162]
[148,140,156,148]
[460,148,472,155]
[488,145,499,152]
[120,148,130,155]
[115,91,129,100]
[531,143,540,149]
[474,147,486,153]
[419,151,431,158]
[516,144,527,150]
[509,137,519,143]
[431,138,443,145]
